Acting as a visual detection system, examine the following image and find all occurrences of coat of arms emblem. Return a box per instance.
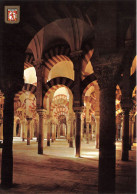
[8,9,17,21]
[5,6,20,24]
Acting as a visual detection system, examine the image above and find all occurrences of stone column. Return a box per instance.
[68,119,73,147]
[51,122,54,142]
[95,112,100,149]
[67,120,70,143]
[24,120,27,139]
[131,116,135,145]
[47,118,51,146]
[94,84,100,149]
[90,122,92,141]
[70,50,83,158]
[34,60,44,110]
[1,91,15,188]
[129,112,133,150]
[44,120,48,139]
[21,120,25,141]
[93,64,119,193]
[26,117,32,145]
[75,110,81,157]
[37,109,46,154]
[121,97,132,161]
[81,118,84,141]
[54,124,56,141]
[86,121,90,144]
[99,86,116,193]
[57,124,60,139]
[13,120,16,137]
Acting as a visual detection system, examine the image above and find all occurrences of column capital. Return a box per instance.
[73,106,83,114]
[121,97,133,112]
[94,64,119,90]
[37,109,47,117]
[70,50,83,71]
[70,50,83,58]
[26,116,32,122]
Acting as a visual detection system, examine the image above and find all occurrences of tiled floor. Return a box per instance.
[0,138,136,193]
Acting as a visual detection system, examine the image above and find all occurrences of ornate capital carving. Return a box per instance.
[70,50,83,71]
[37,109,47,117]
[94,64,119,90]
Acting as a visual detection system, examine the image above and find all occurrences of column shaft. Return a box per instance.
[1,94,14,188]
[95,115,100,149]
[86,122,89,144]
[27,119,31,145]
[69,121,73,147]
[75,112,81,157]
[98,88,116,193]
[38,111,45,154]
[21,121,25,141]
[47,121,50,146]
[122,110,129,161]
[129,114,132,150]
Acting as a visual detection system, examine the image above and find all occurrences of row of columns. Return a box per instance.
[0,53,135,194]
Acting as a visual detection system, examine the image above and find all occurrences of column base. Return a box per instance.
[75,153,80,158]
[38,150,43,155]
[27,140,30,145]
[47,140,50,146]
[69,140,73,148]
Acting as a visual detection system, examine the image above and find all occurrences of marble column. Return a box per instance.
[90,123,92,141]
[86,122,90,144]
[37,109,46,154]
[67,120,70,143]
[70,120,73,148]
[94,84,100,149]
[44,120,48,139]
[131,117,135,145]
[75,110,81,157]
[47,119,51,146]
[54,124,56,141]
[26,117,32,145]
[21,120,25,141]
[81,118,84,141]
[57,124,60,139]
[70,50,83,158]
[94,64,118,193]
[51,122,54,142]
[98,86,116,193]
[121,96,132,161]
[95,113,100,149]
[121,109,130,160]
[129,112,133,150]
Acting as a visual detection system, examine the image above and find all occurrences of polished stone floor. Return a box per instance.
[0,137,136,193]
